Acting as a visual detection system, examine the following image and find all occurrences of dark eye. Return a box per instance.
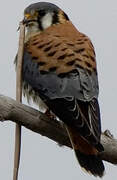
[39,9,46,16]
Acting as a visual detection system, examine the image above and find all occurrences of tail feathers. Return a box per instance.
[75,150,105,177]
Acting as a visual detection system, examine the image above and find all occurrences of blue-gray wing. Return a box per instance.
[21,31,103,151]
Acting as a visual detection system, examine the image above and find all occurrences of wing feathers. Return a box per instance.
[20,20,104,177]
[44,96,103,152]
[65,126,105,177]
[65,125,105,177]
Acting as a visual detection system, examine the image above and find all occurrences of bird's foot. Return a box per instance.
[45,109,57,120]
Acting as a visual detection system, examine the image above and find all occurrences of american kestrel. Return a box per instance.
[16,2,105,177]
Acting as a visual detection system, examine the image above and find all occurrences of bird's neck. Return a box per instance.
[25,22,41,42]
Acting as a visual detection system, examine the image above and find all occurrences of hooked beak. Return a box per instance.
[22,18,37,25]
[17,13,38,31]
[22,13,38,25]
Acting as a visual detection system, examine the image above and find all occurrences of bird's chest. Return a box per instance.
[22,52,48,110]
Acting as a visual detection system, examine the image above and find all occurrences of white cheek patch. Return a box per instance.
[41,12,53,29]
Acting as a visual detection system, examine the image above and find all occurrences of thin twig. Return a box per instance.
[13,22,25,180]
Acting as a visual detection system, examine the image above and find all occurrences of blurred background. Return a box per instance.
[0,0,117,179]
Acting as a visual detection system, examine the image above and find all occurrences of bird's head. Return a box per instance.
[23,2,69,35]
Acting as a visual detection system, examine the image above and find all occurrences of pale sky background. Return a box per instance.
[0,0,117,179]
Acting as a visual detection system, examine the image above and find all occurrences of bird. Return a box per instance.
[15,2,105,177]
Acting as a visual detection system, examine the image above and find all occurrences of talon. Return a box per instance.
[45,109,56,120]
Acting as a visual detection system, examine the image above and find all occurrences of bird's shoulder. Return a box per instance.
[25,21,96,75]
[23,21,99,101]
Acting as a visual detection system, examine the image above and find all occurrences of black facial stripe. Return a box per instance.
[37,15,43,30]
[37,10,59,30]
[52,11,59,24]
[38,9,46,16]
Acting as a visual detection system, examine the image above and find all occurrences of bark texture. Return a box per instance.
[0,94,117,165]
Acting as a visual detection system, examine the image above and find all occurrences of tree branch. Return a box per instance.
[0,94,117,165]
